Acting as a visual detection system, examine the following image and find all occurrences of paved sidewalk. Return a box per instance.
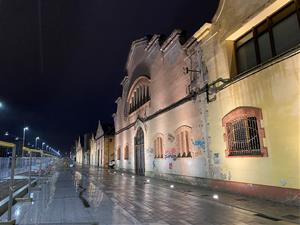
[109,169,300,224]
[2,163,299,225]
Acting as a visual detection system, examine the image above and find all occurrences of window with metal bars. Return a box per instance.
[129,85,151,114]
[222,107,267,157]
[227,117,261,156]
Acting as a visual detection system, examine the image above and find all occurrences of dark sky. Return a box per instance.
[0,0,218,153]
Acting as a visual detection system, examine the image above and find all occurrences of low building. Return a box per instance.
[89,134,97,166]
[75,137,83,164]
[82,133,92,165]
[95,121,115,168]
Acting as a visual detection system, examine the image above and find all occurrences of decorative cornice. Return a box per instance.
[145,34,161,52]
[115,97,122,104]
[126,37,150,70]
[193,23,212,42]
[160,29,182,52]
[120,76,129,86]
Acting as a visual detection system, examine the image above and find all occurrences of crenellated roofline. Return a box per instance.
[160,29,183,52]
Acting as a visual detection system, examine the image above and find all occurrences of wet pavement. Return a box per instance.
[1,163,299,225]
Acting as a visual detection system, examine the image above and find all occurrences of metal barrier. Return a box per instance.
[0,141,57,224]
[0,157,52,180]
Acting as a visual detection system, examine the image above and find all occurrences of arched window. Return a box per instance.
[124,146,129,160]
[154,135,164,158]
[176,126,192,157]
[222,107,267,157]
[127,76,151,114]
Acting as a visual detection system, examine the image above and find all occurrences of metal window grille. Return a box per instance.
[227,117,261,156]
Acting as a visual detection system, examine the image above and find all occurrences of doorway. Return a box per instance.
[134,127,145,175]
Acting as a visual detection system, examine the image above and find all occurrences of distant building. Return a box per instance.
[83,133,92,165]
[89,134,97,166]
[95,121,115,168]
[75,137,83,164]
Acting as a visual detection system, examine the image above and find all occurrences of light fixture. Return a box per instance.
[146,179,150,183]
[170,184,174,188]
[213,194,219,200]
[131,175,135,178]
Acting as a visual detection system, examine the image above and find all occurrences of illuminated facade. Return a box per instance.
[114,0,300,205]
[196,0,300,204]
[89,134,97,166]
[113,31,208,178]
[75,137,83,164]
[95,121,115,168]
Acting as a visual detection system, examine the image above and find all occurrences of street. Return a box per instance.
[1,161,298,225]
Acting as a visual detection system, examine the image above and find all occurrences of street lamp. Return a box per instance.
[0,101,3,109]
[42,142,45,150]
[22,127,29,156]
[4,131,9,136]
[46,145,49,151]
[35,137,40,149]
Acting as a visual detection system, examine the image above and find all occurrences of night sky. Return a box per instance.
[0,0,218,153]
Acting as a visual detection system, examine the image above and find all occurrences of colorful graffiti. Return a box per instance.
[164,148,177,161]
[192,139,205,150]
[169,162,173,170]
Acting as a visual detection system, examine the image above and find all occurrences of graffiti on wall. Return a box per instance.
[192,139,205,150]
[169,162,173,170]
[164,148,177,161]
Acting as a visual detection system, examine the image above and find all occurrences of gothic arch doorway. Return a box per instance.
[135,127,145,175]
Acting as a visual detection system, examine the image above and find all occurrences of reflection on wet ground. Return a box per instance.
[0,164,296,225]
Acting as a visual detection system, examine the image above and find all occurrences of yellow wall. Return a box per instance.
[208,53,300,189]
[103,136,114,168]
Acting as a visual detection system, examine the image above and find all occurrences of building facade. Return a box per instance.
[95,121,115,168]
[114,0,300,205]
[195,0,300,205]
[113,30,208,178]
[75,137,83,164]
[89,134,97,166]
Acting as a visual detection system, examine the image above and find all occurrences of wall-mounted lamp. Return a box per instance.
[183,67,201,75]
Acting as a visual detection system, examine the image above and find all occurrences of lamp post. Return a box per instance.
[22,127,29,157]
[42,142,45,150]
[35,137,40,149]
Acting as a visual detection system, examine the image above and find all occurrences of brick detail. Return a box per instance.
[222,106,267,157]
